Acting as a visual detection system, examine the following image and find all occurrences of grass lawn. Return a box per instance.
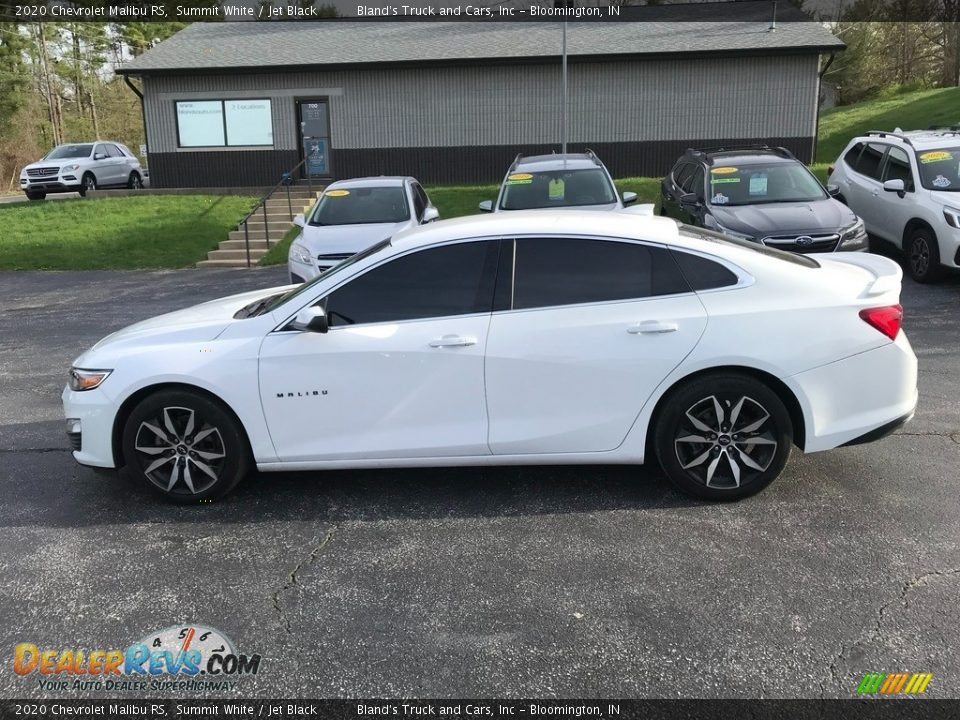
[816,87,960,163]
[0,195,256,271]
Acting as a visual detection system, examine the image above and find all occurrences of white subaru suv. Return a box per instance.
[828,128,960,282]
[19,141,144,200]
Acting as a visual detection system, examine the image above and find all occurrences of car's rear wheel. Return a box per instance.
[127,172,143,190]
[654,373,792,501]
[79,173,97,197]
[905,227,943,284]
[121,390,250,503]
[25,191,46,201]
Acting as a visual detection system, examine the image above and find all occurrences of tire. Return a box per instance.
[79,172,97,197]
[905,227,943,284]
[654,373,793,501]
[25,191,46,201]
[127,172,143,190]
[121,389,250,503]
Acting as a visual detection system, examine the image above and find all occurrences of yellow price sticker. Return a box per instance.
[325,189,351,197]
[710,166,739,175]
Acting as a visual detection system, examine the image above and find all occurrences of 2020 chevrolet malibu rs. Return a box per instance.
[63,211,918,504]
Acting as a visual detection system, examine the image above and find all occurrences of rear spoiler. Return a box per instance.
[826,252,903,298]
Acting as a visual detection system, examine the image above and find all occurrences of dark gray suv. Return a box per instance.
[660,146,867,254]
[480,151,637,213]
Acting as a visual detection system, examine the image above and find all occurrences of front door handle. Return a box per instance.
[627,321,678,335]
[428,335,477,348]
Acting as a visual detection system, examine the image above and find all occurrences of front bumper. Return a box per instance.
[21,177,81,193]
[61,385,118,468]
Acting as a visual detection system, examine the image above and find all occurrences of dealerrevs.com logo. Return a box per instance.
[14,625,262,693]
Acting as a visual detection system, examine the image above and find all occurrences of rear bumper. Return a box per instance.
[787,331,918,453]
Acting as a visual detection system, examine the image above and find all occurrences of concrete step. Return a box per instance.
[205,248,271,262]
[229,229,291,242]
[237,221,295,233]
[197,258,267,268]
[218,239,275,251]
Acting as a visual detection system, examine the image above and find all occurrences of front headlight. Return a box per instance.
[289,242,312,265]
[839,218,868,250]
[943,207,960,229]
[68,368,111,392]
[61,164,80,172]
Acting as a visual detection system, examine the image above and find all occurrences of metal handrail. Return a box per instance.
[239,157,315,267]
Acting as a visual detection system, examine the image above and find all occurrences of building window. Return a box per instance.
[175,99,273,148]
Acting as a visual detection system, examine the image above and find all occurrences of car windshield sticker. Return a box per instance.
[711,192,729,204]
[749,174,768,195]
[919,150,953,164]
[711,177,741,185]
[325,189,350,197]
[932,174,952,188]
[505,173,533,185]
[711,166,738,175]
[548,178,565,200]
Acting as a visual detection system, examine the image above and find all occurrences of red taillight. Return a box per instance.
[859,304,903,340]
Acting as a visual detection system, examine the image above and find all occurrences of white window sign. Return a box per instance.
[176,101,225,147]
[225,100,273,146]
[176,99,273,148]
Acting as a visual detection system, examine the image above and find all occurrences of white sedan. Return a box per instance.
[63,212,917,503]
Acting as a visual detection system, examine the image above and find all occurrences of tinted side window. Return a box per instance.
[411,184,426,221]
[687,166,705,200]
[93,144,107,159]
[883,146,914,191]
[511,238,688,311]
[671,250,739,290]
[856,143,887,180]
[843,143,864,170]
[323,241,498,326]
[673,162,694,189]
[106,144,124,158]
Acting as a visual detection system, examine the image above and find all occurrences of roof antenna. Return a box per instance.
[768,1,777,32]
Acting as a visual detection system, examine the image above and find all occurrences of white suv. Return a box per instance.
[828,129,960,282]
[20,142,144,200]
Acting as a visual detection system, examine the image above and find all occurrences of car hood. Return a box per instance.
[929,190,960,206]
[82,284,294,357]
[298,222,408,255]
[21,159,67,172]
[710,198,856,237]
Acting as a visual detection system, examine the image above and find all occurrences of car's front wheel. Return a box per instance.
[905,227,943,284]
[121,389,250,503]
[79,173,97,197]
[25,191,46,201]
[127,172,143,189]
[654,373,793,501]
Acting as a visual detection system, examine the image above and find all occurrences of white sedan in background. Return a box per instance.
[287,176,439,284]
[64,211,917,503]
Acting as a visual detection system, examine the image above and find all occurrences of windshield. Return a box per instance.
[916,147,960,191]
[246,239,393,318]
[680,226,820,268]
[499,168,617,210]
[707,162,826,206]
[45,144,93,160]
[309,186,410,226]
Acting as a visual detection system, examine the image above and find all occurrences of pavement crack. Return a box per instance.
[0,447,69,454]
[824,568,960,696]
[271,526,337,635]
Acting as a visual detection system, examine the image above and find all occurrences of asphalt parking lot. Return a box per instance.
[0,261,958,699]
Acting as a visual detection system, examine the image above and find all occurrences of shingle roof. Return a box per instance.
[117,11,842,74]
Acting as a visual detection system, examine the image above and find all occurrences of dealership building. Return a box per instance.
[117,5,844,188]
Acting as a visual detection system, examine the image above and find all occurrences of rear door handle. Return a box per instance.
[428,335,477,348]
[628,321,678,335]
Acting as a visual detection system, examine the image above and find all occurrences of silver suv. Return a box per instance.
[479,151,637,212]
[20,142,144,200]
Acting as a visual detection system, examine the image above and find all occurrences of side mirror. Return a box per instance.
[422,206,440,223]
[478,200,493,213]
[679,192,700,207]
[622,191,638,205]
[291,305,328,334]
[883,179,905,194]
[293,213,306,228]
[94,153,106,161]
[826,184,841,197]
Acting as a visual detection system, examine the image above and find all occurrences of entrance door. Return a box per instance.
[297,99,331,178]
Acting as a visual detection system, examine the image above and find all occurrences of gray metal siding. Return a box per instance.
[142,54,818,155]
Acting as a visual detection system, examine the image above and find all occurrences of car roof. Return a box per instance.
[327,176,412,189]
[854,129,960,150]
[391,210,688,250]
[512,154,603,173]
